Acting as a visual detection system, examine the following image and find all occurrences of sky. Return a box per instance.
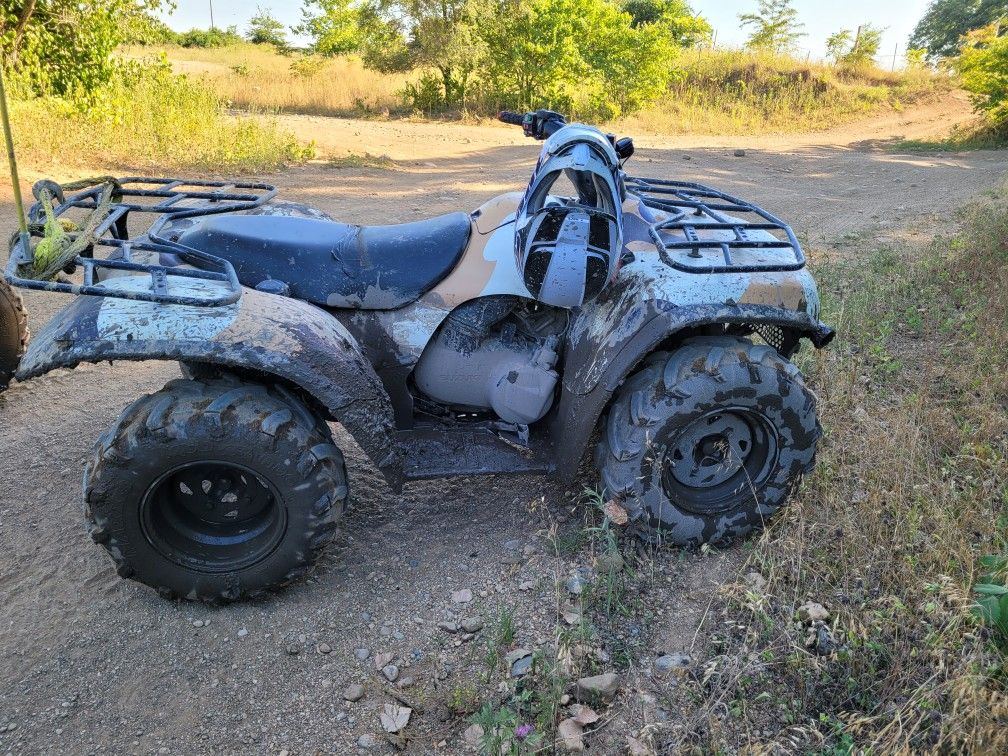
[163,0,934,64]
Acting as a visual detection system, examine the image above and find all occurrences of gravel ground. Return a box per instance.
[2,95,1008,754]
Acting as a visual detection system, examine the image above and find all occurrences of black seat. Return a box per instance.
[177,212,472,309]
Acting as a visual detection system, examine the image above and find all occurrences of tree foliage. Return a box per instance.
[956,23,1008,125]
[826,24,883,67]
[297,0,680,118]
[477,0,675,119]
[909,0,1008,60]
[739,0,804,54]
[621,0,711,47]
[296,0,361,56]
[0,0,168,97]
[247,6,287,48]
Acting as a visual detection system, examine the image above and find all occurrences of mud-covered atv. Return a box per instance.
[5,112,833,602]
[0,278,28,388]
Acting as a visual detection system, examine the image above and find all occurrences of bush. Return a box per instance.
[0,0,168,98]
[178,26,244,49]
[475,0,676,120]
[956,24,1008,127]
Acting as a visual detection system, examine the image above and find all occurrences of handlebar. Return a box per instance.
[497,110,635,160]
[498,111,525,127]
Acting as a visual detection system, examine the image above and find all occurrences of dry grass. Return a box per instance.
[665,197,1008,752]
[123,44,406,117]
[618,48,943,135]
[10,63,313,175]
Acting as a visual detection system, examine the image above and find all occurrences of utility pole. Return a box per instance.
[209,0,215,31]
[892,43,898,71]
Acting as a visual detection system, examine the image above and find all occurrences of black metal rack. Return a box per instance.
[5,177,277,307]
[625,176,805,274]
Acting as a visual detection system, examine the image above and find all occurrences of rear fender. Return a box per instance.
[16,279,402,485]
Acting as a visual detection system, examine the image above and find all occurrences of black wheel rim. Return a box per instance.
[661,408,779,516]
[140,461,287,573]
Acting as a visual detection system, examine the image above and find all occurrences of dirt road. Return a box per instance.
[1,95,1006,754]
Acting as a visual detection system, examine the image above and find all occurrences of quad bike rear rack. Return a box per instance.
[4,177,277,307]
[626,176,806,274]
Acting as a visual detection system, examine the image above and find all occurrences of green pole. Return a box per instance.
[0,64,30,256]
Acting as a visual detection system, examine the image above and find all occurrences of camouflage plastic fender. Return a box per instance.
[551,234,834,478]
[16,277,401,484]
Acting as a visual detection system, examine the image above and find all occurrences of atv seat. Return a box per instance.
[176,212,472,309]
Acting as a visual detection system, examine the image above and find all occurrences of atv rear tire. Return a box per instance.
[84,378,348,602]
[0,280,28,388]
[595,337,819,546]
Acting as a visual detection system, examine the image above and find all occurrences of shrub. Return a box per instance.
[476,0,676,120]
[0,0,168,98]
[246,7,288,48]
[956,23,1008,126]
[178,26,244,49]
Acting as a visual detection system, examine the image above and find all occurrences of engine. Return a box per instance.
[412,297,565,425]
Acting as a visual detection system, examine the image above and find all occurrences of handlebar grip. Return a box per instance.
[498,111,525,126]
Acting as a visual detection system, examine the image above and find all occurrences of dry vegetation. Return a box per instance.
[622,48,944,135]
[8,62,313,175]
[664,194,1008,751]
[122,44,406,118]
[134,43,943,135]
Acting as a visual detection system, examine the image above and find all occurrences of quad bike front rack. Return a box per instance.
[5,177,277,307]
[626,177,806,274]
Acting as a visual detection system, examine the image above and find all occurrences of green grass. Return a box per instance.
[10,61,314,174]
[675,192,1008,753]
[893,118,1008,152]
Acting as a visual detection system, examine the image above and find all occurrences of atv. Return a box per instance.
[4,111,833,602]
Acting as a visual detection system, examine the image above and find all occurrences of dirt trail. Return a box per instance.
[1,93,1006,754]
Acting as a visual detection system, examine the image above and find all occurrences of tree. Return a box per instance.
[295,0,361,56]
[738,0,804,54]
[478,0,675,119]
[622,0,712,47]
[826,24,884,67]
[825,29,853,62]
[909,0,1008,60]
[356,0,483,107]
[247,6,287,47]
[955,23,1008,124]
[0,0,168,97]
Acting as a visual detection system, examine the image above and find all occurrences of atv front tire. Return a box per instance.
[596,337,819,545]
[0,280,28,388]
[84,378,347,602]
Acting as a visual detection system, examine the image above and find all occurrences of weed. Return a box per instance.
[445,681,482,715]
[495,606,517,647]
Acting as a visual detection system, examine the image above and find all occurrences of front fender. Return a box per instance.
[564,256,830,396]
[551,257,833,479]
[17,279,401,485]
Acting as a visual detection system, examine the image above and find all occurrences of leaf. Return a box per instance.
[604,499,628,525]
[974,583,1008,596]
[379,703,411,733]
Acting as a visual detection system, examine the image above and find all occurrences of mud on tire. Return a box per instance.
[0,279,28,388]
[84,377,348,602]
[595,336,820,546]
